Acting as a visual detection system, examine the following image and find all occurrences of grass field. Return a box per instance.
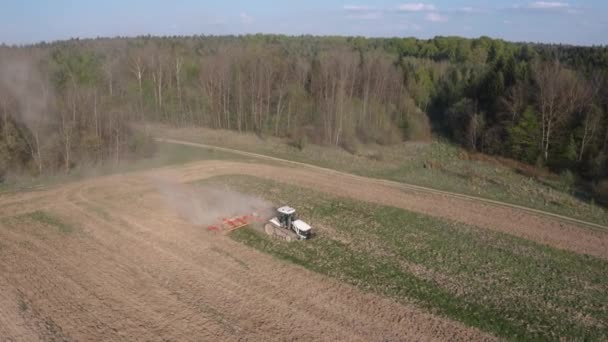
[155,125,608,226]
[1,210,76,235]
[199,175,608,341]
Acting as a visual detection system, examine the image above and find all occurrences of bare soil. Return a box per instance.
[0,161,495,341]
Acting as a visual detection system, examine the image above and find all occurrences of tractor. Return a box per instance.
[267,206,312,240]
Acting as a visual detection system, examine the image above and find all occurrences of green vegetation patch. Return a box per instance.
[5,210,76,234]
[370,142,608,227]
[199,175,608,341]
[18,298,28,312]
[127,142,248,170]
[27,211,75,233]
[76,201,113,222]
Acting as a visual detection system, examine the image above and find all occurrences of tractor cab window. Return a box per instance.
[278,212,296,225]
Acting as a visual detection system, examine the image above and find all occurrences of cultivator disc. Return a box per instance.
[206,212,265,233]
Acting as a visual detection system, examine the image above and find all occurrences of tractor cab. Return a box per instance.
[270,206,312,240]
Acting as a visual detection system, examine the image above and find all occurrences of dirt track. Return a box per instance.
[0,161,496,341]
[0,157,606,341]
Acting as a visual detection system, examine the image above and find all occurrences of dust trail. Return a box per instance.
[153,177,273,226]
[0,57,52,134]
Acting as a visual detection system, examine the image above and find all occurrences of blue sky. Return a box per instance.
[1,1,606,46]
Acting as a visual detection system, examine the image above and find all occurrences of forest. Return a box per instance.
[0,34,607,185]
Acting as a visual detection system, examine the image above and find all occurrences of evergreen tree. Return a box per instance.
[559,134,579,169]
[508,106,540,163]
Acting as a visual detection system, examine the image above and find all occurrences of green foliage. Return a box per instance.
[25,210,74,233]
[338,133,359,154]
[1,34,607,184]
[79,129,103,162]
[560,170,577,194]
[558,134,579,170]
[411,68,434,108]
[592,180,608,204]
[51,48,102,89]
[401,98,431,141]
[446,98,479,148]
[589,152,607,179]
[508,106,540,163]
[0,116,33,178]
[288,135,307,151]
[128,131,157,158]
[183,61,200,84]
[564,134,578,161]
[18,299,28,312]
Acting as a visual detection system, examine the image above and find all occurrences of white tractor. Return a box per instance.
[267,206,312,240]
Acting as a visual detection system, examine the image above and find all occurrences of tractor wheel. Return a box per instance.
[264,224,274,236]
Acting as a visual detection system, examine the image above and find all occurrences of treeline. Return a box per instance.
[0,34,607,182]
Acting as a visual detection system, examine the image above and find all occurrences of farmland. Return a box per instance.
[0,142,606,341]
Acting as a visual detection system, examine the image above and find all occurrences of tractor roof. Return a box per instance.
[277,206,296,215]
[293,219,311,231]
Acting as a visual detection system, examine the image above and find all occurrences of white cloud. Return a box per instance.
[425,12,447,22]
[529,2,569,9]
[343,5,373,11]
[457,6,489,14]
[506,2,576,14]
[398,3,437,12]
[239,12,253,25]
[347,12,383,20]
[343,5,382,20]
[503,19,512,24]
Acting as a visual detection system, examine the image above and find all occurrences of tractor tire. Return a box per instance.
[264,223,274,236]
[264,223,297,242]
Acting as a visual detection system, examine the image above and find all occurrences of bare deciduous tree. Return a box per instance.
[534,61,590,161]
[501,82,527,123]
[130,55,145,118]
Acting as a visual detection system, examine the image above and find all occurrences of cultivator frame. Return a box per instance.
[206,213,265,233]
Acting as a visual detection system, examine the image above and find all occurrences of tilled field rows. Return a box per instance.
[0,161,496,341]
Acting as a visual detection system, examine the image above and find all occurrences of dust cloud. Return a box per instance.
[0,58,52,133]
[153,177,273,226]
